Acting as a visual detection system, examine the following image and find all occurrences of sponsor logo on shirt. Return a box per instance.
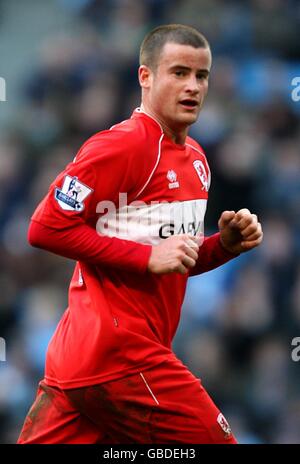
[193,160,209,191]
[55,175,93,212]
[159,221,202,239]
[167,170,179,189]
[96,193,206,245]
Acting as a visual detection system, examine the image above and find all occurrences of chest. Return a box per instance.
[96,140,210,245]
[139,140,210,203]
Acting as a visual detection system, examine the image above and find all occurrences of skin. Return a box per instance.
[139,42,211,145]
[139,41,263,274]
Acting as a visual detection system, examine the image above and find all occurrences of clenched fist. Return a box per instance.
[147,234,201,275]
[218,208,263,255]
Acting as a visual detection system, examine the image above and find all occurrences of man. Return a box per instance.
[18,24,262,444]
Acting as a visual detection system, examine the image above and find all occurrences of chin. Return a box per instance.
[167,112,198,131]
[178,113,198,126]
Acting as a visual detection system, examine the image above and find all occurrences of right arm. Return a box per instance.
[29,130,153,273]
[28,220,152,273]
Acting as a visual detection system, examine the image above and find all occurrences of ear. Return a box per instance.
[138,65,152,89]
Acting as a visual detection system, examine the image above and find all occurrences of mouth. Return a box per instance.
[178,99,199,110]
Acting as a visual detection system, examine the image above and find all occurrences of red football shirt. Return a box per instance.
[30,109,235,389]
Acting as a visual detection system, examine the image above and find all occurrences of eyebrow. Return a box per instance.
[169,65,210,75]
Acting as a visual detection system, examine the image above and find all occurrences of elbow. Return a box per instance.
[27,220,43,248]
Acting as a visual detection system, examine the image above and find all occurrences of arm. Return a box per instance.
[28,128,155,273]
[189,232,237,276]
[147,209,263,276]
[28,220,151,273]
[190,208,263,276]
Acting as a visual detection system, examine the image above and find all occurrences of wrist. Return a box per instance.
[219,235,240,257]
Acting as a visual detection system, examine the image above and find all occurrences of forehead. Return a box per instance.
[157,42,212,70]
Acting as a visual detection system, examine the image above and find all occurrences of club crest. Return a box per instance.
[193,160,210,191]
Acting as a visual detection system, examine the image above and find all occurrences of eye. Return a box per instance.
[174,70,185,77]
[197,73,208,81]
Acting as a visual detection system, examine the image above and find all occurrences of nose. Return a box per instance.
[185,74,200,94]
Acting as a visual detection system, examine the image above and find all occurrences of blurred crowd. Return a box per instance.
[1,0,300,443]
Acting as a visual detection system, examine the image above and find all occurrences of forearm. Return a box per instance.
[189,232,238,276]
[28,220,152,273]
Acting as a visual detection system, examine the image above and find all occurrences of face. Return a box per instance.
[139,42,212,132]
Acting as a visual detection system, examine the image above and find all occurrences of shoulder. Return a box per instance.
[185,136,207,158]
[74,114,161,166]
[186,136,211,189]
[64,113,163,199]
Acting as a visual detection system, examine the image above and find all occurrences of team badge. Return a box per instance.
[193,160,210,191]
[217,413,232,438]
[55,175,93,212]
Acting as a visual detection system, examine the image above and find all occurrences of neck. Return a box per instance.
[140,103,188,145]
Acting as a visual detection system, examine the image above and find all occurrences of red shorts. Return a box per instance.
[18,358,237,444]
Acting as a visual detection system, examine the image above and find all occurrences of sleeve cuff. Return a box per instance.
[216,233,240,259]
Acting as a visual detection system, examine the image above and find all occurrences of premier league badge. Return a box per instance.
[55,175,93,212]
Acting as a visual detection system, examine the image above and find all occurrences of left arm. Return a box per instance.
[190,208,263,276]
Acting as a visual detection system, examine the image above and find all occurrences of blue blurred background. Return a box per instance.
[1,0,300,444]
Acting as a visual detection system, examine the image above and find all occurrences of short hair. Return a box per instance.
[139,24,210,71]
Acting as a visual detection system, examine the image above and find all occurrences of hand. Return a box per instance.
[218,209,263,255]
[147,234,201,275]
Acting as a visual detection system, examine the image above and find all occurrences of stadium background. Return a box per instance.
[0,0,300,444]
